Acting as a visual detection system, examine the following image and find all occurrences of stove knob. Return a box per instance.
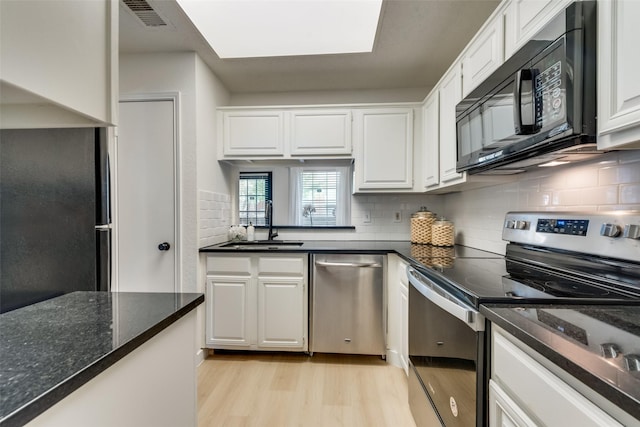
[505,220,515,229]
[600,223,621,238]
[623,224,640,239]
[514,220,529,230]
[600,343,621,359]
[624,354,640,372]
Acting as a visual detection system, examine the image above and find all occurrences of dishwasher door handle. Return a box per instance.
[315,261,382,268]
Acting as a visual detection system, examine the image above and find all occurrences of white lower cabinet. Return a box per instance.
[491,326,624,427]
[399,278,409,374]
[386,254,409,374]
[206,253,308,351]
[206,276,251,347]
[257,277,305,348]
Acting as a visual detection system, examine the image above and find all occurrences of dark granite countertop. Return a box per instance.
[481,304,640,421]
[0,291,204,427]
[199,240,501,265]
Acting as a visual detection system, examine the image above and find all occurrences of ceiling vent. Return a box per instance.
[122,0,167,27]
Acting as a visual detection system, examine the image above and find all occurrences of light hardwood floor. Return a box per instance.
[197,352,417,427]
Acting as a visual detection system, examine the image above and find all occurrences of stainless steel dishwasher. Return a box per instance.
[310,254,386,357]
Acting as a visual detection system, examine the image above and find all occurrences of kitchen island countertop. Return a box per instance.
[0,291,204,427]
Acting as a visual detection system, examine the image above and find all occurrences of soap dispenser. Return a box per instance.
[247,222,255,241]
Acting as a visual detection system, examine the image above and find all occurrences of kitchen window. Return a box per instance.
[289,166,351,226]
[238,172,272,226]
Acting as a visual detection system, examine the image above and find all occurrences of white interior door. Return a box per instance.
[116,99,177,292]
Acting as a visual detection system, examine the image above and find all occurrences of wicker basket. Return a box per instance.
[411,210,436,244]
[432,219,455,247]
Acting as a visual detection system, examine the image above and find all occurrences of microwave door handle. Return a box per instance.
[513,69,538,135]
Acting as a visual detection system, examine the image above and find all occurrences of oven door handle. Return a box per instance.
[407,267,485,332]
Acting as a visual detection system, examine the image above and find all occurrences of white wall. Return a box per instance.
[229,87,430,106]
[194,55,234,249]
[120,52,199,293]
[443,150,640,254]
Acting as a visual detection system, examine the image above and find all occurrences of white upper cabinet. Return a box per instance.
[220,110,285,157]
[462,14,505,97]
[597,0,640,150]
[438,63,464,184]
[353,107,414,191]
[422,93,440,188]
[0,0,117,128]
[290,109,352,155]
[503,0,572,60]
[217,107,354,159]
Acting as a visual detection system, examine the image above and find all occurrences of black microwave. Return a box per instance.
[456,1,598,175]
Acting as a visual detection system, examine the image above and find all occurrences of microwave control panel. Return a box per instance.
[535,59,564,126]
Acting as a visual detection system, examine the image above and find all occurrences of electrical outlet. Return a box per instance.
[393,211,402,223]
[363,211,371,223]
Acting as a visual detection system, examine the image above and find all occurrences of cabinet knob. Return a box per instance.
[158,242,171,251]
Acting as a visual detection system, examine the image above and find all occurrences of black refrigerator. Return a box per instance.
[0,128,111,313]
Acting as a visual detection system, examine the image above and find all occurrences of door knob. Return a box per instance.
[158,242,171,251]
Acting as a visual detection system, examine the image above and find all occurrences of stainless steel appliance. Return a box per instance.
[408,211,640,427]
[455,1,598,175]
[0,128,111,313]
[311,254,385,356]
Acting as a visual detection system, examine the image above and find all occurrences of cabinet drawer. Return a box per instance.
[206,255,252,275]
[258,256,305,276]
[492,330,623,427]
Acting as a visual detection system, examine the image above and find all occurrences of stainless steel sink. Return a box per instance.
[220,240,304,249]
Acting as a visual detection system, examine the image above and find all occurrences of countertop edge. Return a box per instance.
[480,304,640,421]
[1,293,204,427]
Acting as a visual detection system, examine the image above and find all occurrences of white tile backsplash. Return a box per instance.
[198,190,232,247]
[443,151,640,255]
[204,151,640,249]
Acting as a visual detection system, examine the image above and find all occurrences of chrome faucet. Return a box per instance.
[265,200,278,241]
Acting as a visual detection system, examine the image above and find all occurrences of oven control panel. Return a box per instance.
[536,218,589,236]
[502,211,640,263]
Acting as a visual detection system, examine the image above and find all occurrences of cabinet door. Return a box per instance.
[257,277,306,349]
[489,380,537,427]
[400,282,409,375]
[492,329,624,427]
[462,16,504,97]
[206,276,251,347]
[290,110,352,155]
[354,108,414,190]
[438,64,464,183]
[597,0,640,150]
[221,110,284,156]
[0,0,116,126]
[504,0,572,59]
[422,93,440,188]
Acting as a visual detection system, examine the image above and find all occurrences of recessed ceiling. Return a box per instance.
[175,0,383,59]
[119,0,501,94]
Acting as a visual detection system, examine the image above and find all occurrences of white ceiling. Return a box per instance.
[119,0,501,94]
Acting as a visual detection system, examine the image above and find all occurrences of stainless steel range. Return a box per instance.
[407,211,640,427]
